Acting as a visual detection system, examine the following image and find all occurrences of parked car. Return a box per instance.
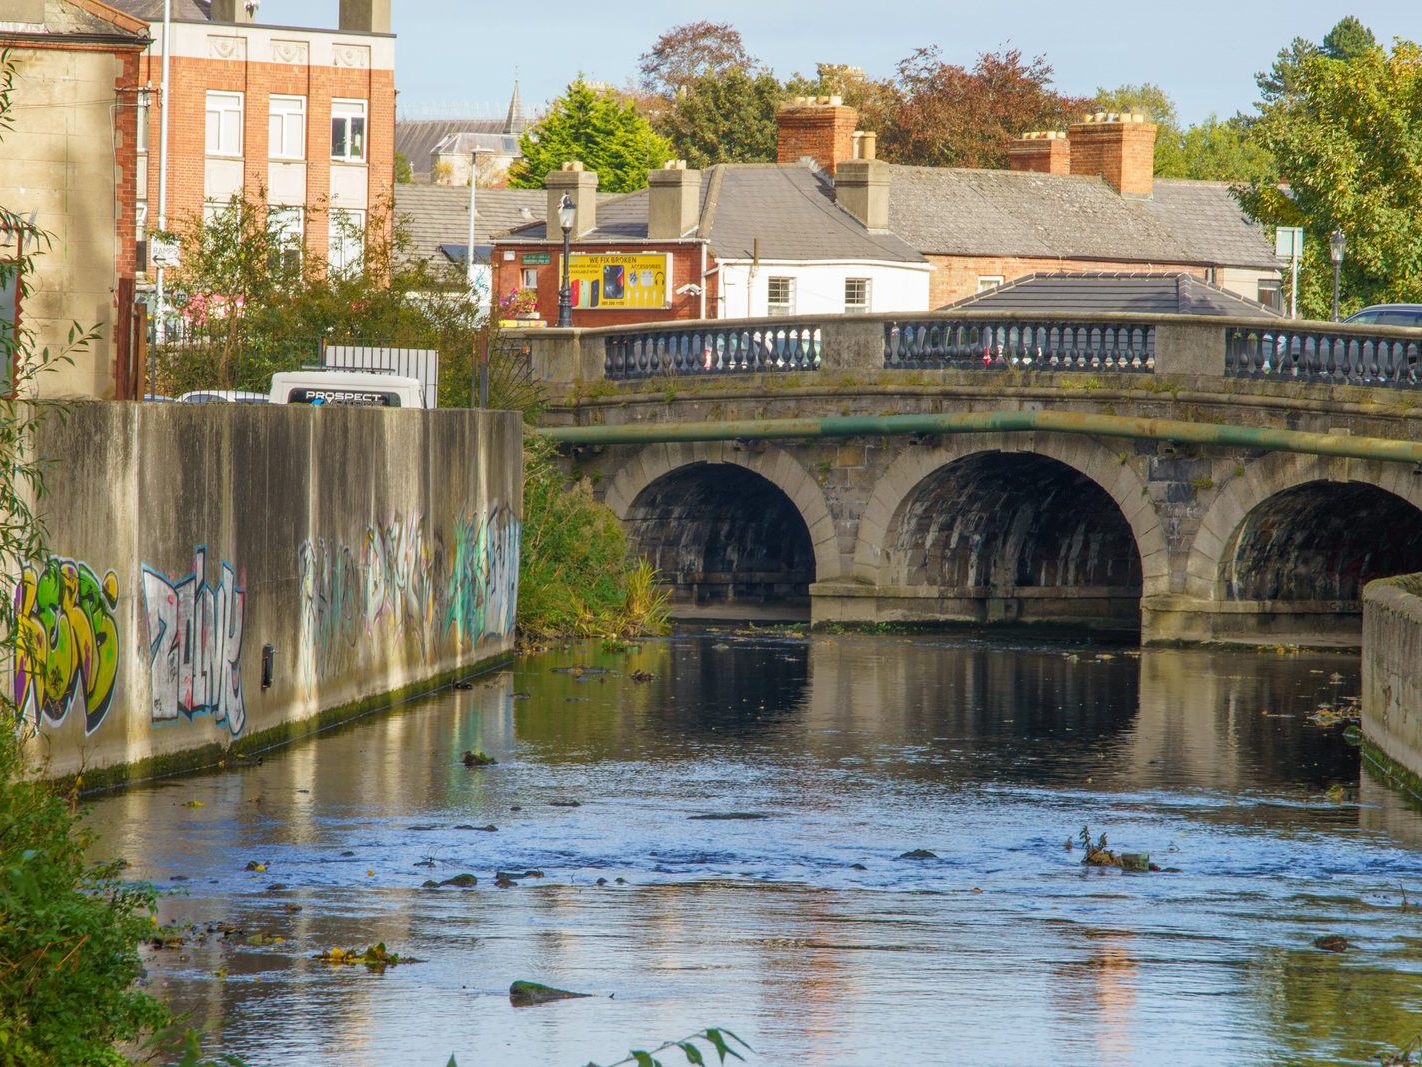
[1343,304,1422,327]
[268,369,425,408]
[177,390,270,404]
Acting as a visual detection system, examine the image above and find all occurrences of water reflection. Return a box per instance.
[80,631,1422,1066]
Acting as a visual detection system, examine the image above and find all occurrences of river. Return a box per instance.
[84,629,1422,1067]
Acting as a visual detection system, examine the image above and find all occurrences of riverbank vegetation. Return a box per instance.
[518,434,668,641]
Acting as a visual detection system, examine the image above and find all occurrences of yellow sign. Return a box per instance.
[568,253,669,310]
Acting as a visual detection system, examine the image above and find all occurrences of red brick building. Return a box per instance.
[109,0,395,275]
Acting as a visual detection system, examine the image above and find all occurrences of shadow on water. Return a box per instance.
[80,629,1422,1067]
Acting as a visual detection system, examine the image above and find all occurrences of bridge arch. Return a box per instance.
[602,442,839,608]
[1185,455,1422,605]
[852,436,1167,627]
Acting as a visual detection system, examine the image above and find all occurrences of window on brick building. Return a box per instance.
[520,267,538,289]
[268,206,304,271]
[269,95,306,160]
[329,209,365,274]
[767,276,794,316]
[205,91,243,157]
[136,97,149,154]
[977,275,1004,293]
[844,277,871,314]
[331,100,366,163]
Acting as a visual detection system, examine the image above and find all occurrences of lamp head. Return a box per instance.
[557,193,575,234]
[1329,228,1346,265]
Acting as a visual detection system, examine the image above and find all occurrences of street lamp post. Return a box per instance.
[556,193,574,328]
[1330,229,1346,322]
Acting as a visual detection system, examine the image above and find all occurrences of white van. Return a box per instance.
[268,370,426,408]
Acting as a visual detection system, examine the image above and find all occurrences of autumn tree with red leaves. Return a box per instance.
[878,47,1090,168]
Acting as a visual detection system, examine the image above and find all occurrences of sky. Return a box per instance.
[270,1,1419,125]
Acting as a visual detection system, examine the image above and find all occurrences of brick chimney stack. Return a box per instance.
[777,96,859,176]
[1066,111,1156,198]
[1009,130,1070,176]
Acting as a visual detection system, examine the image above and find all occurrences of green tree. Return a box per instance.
[394,150,414,183]
[1095,84,1272,182]
[509,79,672,193]
[656,67,786,167]
[1322,15,1376,59]
[1237,35,1420,318]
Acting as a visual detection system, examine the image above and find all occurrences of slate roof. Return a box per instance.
[886,166,1279,270]
[395,184,546,266]
[5,0,150,36]
[396,120,510,179]
[940,271,1282,317]
[496,163,926,265]
[103,0,209,20]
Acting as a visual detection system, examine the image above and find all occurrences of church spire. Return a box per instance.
[503,77,525,136]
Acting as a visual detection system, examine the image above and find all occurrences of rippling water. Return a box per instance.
[84,631,1422,1066]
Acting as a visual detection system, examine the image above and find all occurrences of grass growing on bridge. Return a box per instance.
[519,434,668,640]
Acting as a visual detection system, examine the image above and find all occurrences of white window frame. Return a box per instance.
[767,276,795,317]
[136,97,150,155]
[331,99,367,163]
[205,90,243,157]
[269,95,306,161]
[268,206,304,271]
[328,208,365,274]
[844,277,871,314]
[977,275,1005,293]
[520,267,539,289]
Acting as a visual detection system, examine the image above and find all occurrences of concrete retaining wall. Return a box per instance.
[17,401,522,780]
[1362,574,1422,786]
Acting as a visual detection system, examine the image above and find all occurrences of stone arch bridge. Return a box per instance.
[516,311,1422,645]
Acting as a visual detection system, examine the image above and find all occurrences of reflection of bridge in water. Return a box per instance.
[519,310,1422,646]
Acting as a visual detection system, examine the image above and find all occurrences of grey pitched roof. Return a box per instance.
[6,0,151,37]
[397,120,507,178]
[103,0,209,20]
[395,184,546,266]
[496,163,925,265]
[1145,180,1280,270]
[707,165,924,263]
[940,271,1282,317]
[886,166,1280,271]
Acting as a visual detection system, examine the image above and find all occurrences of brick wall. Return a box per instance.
[491,243,715,327]
[1008,135,1070,176]
[140,48,396,268]
[927,254,1206,308]
[1066,118,1157,198]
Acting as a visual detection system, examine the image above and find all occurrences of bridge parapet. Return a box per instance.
[513,311,1422,395]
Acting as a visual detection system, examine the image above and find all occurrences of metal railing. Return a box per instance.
[884,320,1156,372]
[604,323,822,380]
[1225,324,1422,388]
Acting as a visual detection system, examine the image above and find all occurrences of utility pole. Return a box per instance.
[154,0,172,346]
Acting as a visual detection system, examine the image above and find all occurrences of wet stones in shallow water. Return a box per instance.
[265,883,289,892]
[508,980,593,1007]
[462,750,497,767]
[494,876,516,888]
[496,870,545,881]
[549,800,581,807]
[454,823,498,832]
[1118,853,1151,873]
[596,877,608,886]
[409,824,438,831]
[244,860,267,871]
[1314,934,1352,952]
[899,849,938,860]
[439,873,478,888]
[689,812,769,820]
[340,850,355,857]
[850,863,868,871]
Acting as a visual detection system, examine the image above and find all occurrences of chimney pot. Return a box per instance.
[1067,113,1157,197]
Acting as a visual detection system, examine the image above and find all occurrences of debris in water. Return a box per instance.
[1313,934,1352,952]
[462,750,497,767]
[181,800,205,808]
[689,812,768,820]
[630,669,655,683]
[243,860,267,872]
[509,980,593,1007]
[549,799,581,807]
[315,943,421,971]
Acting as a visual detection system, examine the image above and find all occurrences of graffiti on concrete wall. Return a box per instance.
[140,547,247,737]
[14,557,121,734]
[297,505,520,681]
